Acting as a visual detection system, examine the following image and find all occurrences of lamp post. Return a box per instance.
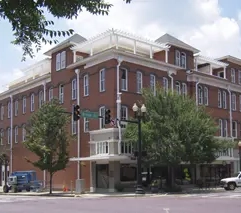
[132,103,146,195]
[238,141,241,171]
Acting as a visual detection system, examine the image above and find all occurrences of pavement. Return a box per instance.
[1,190,241,213]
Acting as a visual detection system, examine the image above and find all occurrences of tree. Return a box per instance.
[0,0,132,61]
[0,144,9,190]
[24,99,71,194]
[124,86,234,187]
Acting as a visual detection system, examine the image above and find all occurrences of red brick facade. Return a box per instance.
[1,31,241,189]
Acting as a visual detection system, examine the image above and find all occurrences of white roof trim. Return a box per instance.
[69,154,131,162]
[195,55,228,68]
[71,28,170,52]
[89,127,119,135]
[216,55,241,66]
[187,72,241,93]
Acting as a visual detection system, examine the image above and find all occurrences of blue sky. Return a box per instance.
[1,0,241,91]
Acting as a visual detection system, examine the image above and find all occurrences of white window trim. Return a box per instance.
[84,118,89,132]
[84,75,89,96]
[136,71,143,94]
[219,119,223,137]
[71,119,77,135]
[238,70,241,85]
[99,106,105,129]
[231,93,237,111]
[223,120,228,137]
[0,105,3,120]
[121,106,128,128]
[175,81,181,95]
[22,96,26,114]
[7,102,11,119]
[218,90,222,108]
[39,91,44,107]
[7,128,11,144]
[0,129,3,145]
[22,125,26,142]
[49,87,53,101]
[204,86,208,106]
[59,85,64,104]
[222,91,227,109]
[231,68,235,83]
[30,94,35,112]
[121,68,128,91]
[198,86,203,105]
[72,79,77,100]
[60,51,66,69]
[232,121,237,138]
[56,53,61,71]
[175,50,181,66]
[182,83,187,96]
[181,52,186,69]
[99,69,106,92]
[14,100,18,116]
[163,77,168,92]
[14,126,18,143]
[150,74,156,95]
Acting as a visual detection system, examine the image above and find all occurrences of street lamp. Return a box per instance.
[132,103,146,194]
[238,141,241,171]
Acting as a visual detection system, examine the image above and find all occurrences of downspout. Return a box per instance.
[227,86,233,139]
[195,81,200,106]
[168,71,174,92]
[75,68,81,179]
[42,81,46,188]
[116,57,123,155]
[10,95,13,174]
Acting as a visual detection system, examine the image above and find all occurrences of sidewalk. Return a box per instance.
[0,186,225,198]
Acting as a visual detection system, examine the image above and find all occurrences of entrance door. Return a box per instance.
[96,164,109,189]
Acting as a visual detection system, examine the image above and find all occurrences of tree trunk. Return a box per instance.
[49,173,53,194]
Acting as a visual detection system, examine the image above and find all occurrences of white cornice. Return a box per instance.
[187,72,241,93]
[0,74,51,101]
[68,48,179,74]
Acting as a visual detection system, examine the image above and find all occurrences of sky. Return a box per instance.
[1,0,241,92]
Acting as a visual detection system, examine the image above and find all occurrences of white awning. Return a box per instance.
[69,154,132,162]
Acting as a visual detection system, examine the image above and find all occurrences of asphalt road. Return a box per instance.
[1,191,241,213]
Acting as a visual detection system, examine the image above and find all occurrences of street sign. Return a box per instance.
[81,111,99,119]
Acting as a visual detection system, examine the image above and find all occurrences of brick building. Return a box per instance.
[0,29,240,191]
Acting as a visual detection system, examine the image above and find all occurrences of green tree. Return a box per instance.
[124,86,233,187]
[24,99,71,194]
[0,0,132,61]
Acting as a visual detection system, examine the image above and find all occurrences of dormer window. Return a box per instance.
[217,71,224,78]
[56,51,66,71]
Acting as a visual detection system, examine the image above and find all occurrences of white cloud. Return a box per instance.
[66,0,241,58]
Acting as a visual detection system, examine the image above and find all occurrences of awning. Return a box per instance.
[69,154,133,162]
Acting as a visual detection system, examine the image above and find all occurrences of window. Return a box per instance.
[121,106,128,128]
[181,52,186,68]
[163,77,168,92]
[49,87,53,101]
[222,91,227,109]
[84,75,89,96]
[175,50,180,66]
[22,125,26,142]
[121,68,128,91]
[14,126,18,143]
[231,93,236,111]
[60,51,66,69]
[59,85,64,104]
[231,68,235,83]
[7,102,11,119]
[71,79,77,100]
[95,142,109,155]
[56,53,61,71]
[218,90,222,108]
[0,105,3,120]
[0,129,3,145]
[239,71,241,85]
[150,74,156,95]
[219,119,228,137]
[71,120,77,135]
[182,83,187,96]
[99,106,105,129]
[39,91,44,107]
[120,164,136,182]
[121,141,133,154]
[84,118,89,132]
[14,100,18,116]
[7,128,11,144]
[136,71,142,93]
[198,86,203,105]
[99,69,105,92]
[175,81,181,95]
[22,96,26,114]
[30,94,35,112]
[232,121,237,138]
[204,87,208,105]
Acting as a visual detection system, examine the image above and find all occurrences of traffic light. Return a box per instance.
[73,105,80,121]
[105,109,111,124]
